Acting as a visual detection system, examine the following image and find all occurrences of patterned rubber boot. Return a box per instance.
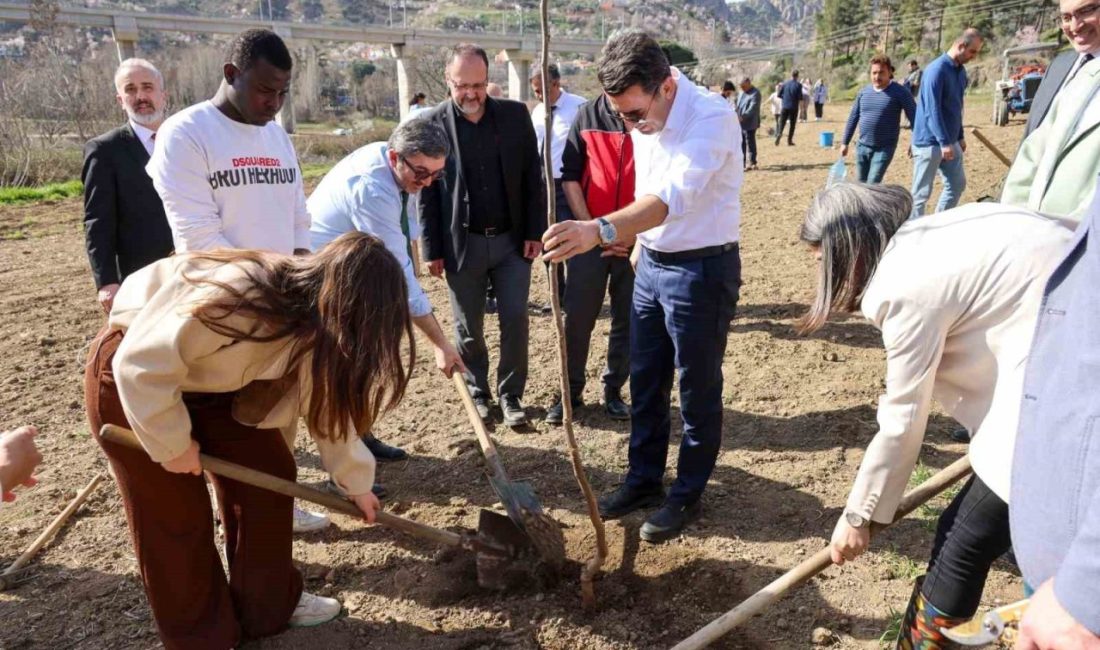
[895,576,970,649]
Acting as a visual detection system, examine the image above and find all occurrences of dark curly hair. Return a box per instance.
[228,28,293,72]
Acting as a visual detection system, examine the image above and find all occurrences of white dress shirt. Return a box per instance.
[531,90,586,179]
[130,120,156,156]
[307,142,432,317]
[633,67,743,253]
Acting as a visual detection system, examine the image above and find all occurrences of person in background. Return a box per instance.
[146,28,329,532]
[812,78,828,120]
[418,44,546,428]
[86,234,407,648]
[0,425,41,503]
[904,59,922,97]
[802,184,1072,650]
[800,77,812,122]
[720,80,737,109]
[768,82,783,137]
[909,28,983,218]
[308,119,466,467]
[486,82,504,98]
[840,54,917,184]
[82,58,174,314]
[543,29,743,544]
[776,70,803,146]
[1011,184,1100,650]
[737,77,761,171]
[408,91,428,116]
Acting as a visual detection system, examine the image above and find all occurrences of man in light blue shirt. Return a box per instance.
[309,119,465,460]
[910,28,983,217]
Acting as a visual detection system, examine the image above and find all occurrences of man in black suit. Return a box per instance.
[1024,1,1100,138]
[419,43,546,427]
[82,58,174,313]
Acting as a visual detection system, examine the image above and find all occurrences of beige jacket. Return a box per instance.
[848,203,1072,523]
[107,255,376,496]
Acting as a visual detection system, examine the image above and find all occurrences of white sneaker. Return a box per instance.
[292,505,330,533]
[288,591,342,627]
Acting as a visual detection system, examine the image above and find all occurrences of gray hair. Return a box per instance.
[798,183,912,333]
[530,62,560,81]
[114,58,164,90]
[955,28,983,48]
[597,28,670,95]
[388,118,450,160]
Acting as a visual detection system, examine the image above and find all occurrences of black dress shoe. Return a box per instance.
[364,436,409,462]
[640,500,702,543]
[597,483,665,519]
[371,483,388,499]
[324,479,387,499]
[545,395,583,425]
[951,426,971,443]
[603,388,630,421]
[501,395,527,427]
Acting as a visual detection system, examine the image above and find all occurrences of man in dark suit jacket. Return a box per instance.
[418,43,546,427]
[82,58,174,313]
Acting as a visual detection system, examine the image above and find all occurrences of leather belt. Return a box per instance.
[645,242,738,264]
[468,226,510,237]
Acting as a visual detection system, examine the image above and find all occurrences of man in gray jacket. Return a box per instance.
[1010,183,1100,649]
[736,77,761,170]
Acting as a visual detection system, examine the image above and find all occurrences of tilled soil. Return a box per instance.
[0,103,1027,649]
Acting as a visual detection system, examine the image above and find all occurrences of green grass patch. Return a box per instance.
[0,180,83,206]
[879,605,904,648]
[880,546,923,581]
[301,162,334,182]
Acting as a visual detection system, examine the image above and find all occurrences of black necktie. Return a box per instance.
[1068,53,1095,85]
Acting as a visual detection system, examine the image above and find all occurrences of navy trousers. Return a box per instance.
[625,245,741,505]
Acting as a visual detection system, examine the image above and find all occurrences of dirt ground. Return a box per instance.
[0,101,1029,650]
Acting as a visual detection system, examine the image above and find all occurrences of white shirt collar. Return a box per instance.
[129,120,157,151]
[662,67,692,134]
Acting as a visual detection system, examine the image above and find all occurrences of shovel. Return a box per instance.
[99,424,533,589]
[451,374,566,569]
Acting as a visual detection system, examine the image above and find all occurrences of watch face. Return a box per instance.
[845,511,866,528]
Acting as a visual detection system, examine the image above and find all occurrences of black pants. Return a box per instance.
[741,128,757,166]
[814,102,824,119]
[563,248,633,399]
[922,475,1012,617]
[776,109,798,144]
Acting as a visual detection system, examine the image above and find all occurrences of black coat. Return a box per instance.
[81,124,174,288]
[1024,50,1077,138]
[417,98,546,272]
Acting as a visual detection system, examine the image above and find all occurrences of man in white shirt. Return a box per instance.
[148,29,311,257]
[543,29,743,544]
[82,58,174,313]
[308,119,466,459]
[147,28,327,535]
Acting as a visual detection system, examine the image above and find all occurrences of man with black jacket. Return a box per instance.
[775,70,803,146]
[418,44,546,427]
[545,94,635,425]
[82,58,174,313]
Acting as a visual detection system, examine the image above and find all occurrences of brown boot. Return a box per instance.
[895,576,970,649]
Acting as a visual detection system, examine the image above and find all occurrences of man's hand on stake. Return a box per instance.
[542,219,601,263]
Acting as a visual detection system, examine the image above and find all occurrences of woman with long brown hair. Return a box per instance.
[798,183,1072,648]
[85,232,413,649]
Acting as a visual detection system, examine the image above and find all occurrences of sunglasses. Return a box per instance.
[399,155,445,182]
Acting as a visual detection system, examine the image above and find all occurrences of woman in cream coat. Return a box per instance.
[799,184,1072,649]
[85,233,412,649]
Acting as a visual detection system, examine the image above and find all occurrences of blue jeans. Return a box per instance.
[855,143,896,184]
[626,245,741,505]
[910,143,966,218]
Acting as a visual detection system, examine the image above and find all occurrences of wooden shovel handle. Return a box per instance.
[671,455,974,650]
[451,373,504,470]
[98,424,465,550]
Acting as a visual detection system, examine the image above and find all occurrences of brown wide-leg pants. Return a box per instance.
[85,328,303,650]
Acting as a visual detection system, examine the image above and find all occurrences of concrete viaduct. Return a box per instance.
[0,2,806,131]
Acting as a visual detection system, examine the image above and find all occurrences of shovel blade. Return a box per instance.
[475,509,532,590]
[486,476,566,567]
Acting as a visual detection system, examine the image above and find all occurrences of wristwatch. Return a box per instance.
[844,510,869,529]
[596,217,617,245]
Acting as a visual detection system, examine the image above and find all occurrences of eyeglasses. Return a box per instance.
[447,79,488,94]
[614,89,660,127]
[399,155,445,182]
[1061,2,1100,24]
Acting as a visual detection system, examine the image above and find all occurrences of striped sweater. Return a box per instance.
[842,81,917,150]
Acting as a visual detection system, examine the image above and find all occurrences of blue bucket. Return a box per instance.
[820,131,835,147]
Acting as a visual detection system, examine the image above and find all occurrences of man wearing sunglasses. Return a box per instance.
[418,43,547,428]
[308,118,466,460]
[543,29,743,543]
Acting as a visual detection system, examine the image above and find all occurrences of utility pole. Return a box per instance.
[403,0,407,28]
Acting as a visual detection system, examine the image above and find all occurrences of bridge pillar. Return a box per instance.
[392,44,411,122]
[112,16,139,62]
[273,25,296,134]
[503,50,533,102]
